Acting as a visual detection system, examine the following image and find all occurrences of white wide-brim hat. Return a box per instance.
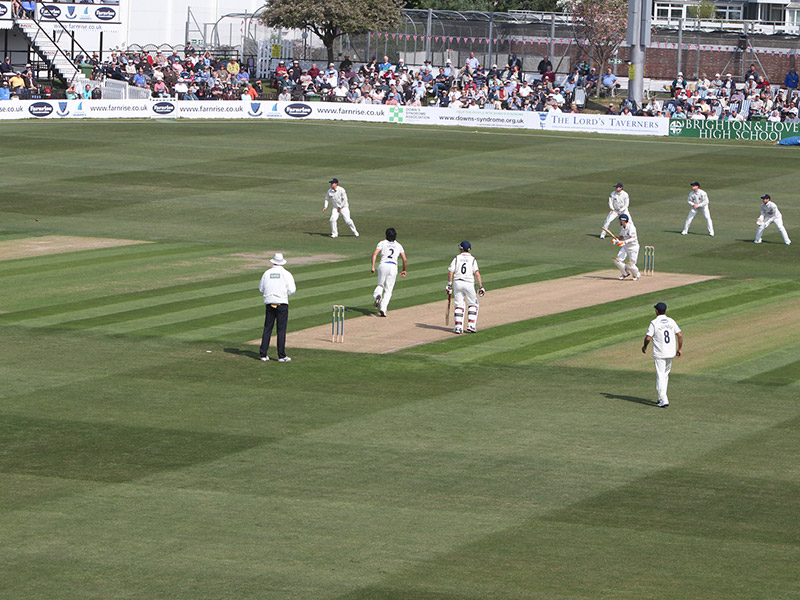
[270,253,287,265]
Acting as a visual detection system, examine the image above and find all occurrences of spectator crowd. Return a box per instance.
[3,42,800,123]
[272,53,584,113]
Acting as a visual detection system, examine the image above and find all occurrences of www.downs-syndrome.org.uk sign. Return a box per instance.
[669,118,800,141]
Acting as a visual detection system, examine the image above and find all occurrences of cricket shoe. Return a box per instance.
[379,310,386,317]
[657,401,669,408]
[277,356,292,363]
[330,234,338,239]
[618,273,630,280]
[754,240,762,244]
[453,327,463,334]
[260,356,269,362]
[680,231,688,235]
[600,233,606,239]
[354,232,359,237]
[466,327,477,333]
[374,295,381,308]
[632,276,640,281]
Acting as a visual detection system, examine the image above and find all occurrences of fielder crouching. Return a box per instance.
[612,213,640,281]
[447,241,485,334]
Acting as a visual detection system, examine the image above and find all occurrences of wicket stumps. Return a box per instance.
[331,305,345,343]
[642,246,655,276]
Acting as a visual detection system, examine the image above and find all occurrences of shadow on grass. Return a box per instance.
[345,306,376,317]
[303,231,334,237]
[586,233,603,239]
[601,392,658,407]
[415,322,452,332]
[224,347,262,361]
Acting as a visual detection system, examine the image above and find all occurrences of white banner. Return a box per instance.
[0,1,11,22]
[39,2,121,25]
[0,99,670,136]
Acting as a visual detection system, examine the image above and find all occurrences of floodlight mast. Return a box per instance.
[627,0,651,106]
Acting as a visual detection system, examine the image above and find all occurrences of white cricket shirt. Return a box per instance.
[647,315,681,359]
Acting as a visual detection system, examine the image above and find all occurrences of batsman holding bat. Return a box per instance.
[610,214,640,281]
[599,182,632,239]
[446,241,484,334]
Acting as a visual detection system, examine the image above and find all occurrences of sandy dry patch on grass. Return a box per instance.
[556,298,800,374]
[171,253,347,279]
[0,236,150,261]
[262,271,718,354]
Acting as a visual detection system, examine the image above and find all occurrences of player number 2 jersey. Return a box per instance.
[376,240,404,264]
[449,253,479,283]
[647,316,681,359]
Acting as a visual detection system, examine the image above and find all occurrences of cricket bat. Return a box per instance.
[601,227,619,241]
[445,292,451,326]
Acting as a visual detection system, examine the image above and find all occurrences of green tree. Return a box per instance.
[568,0,627,95]
[687,0,716,19]
[261,0,404,64]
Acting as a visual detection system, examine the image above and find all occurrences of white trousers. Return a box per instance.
[329,207,358,237]
[654,356,673,403]
[684,206,714,235]
[614,244,640,278]
[755,217,791,244]
[373,262,398,313]
[453,280,479,330]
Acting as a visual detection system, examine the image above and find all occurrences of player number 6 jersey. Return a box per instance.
[449,253,479,283]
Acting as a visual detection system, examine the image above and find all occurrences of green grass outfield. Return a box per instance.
[1,120,798,600]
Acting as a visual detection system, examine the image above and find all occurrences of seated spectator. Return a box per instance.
[132,68,147,87]
[8,71,24,92]
[585,67,598,95]
[185,83,200,100]
[542,67,556,90]
[710,73,723,92]
[0,80,9,100]
[472,64,486,88]
[308,62,321,80]
[274,60,288,83]
[696,73,710,97]
[671,71,687,96]
[379,56,393,72]
[81,83,92,99]
[443,59,455,79]
[767,109,782,122]
[346,84,361,103]
[601,67,617,96]
[174,77,188,99]
[91,86,102,99]
[1,57,14,79]
[333,80,348,101]
[431,67,451,97]
[460,51,479,82]
[65,84,78,99]
[278,87,291,101]
[153,79,170,98]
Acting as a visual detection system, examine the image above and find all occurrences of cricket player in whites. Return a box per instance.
[323,178,359,238]
[600,183,631,239]
[612,214,640,280]
[371,227,407,317]
[642,302,683,408]
[447,241,485,334]
[755,194,791,245]
[681,181,714,236]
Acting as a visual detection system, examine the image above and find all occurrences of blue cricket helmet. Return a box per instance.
[459,241,471,251]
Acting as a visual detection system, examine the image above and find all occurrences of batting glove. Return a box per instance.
[478,287,486,296]
[445,284,452,295]
[614,239,624,246]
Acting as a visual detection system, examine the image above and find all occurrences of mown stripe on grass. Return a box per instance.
[739,359,800,387]
[408,278,799,365]
[0,244,214,278]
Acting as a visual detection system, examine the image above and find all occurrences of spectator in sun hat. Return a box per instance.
[0,80,10,101]
[443,58,455,78]
[585,66,598,94]
[671,71,687,96]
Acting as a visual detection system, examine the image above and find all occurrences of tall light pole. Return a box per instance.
[627,0,651,106]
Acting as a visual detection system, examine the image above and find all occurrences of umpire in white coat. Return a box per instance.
[258,253,296,362]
